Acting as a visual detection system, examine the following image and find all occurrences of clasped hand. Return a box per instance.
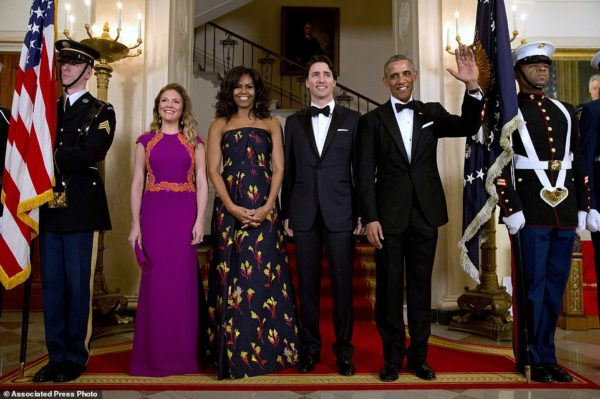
[230,204,271,228]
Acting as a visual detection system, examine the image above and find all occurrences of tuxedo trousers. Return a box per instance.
[375,203,437,365]
[293,209,355,361]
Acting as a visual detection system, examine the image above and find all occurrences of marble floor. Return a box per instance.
[0,311,599,399]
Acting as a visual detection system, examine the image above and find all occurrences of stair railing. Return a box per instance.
[195,22,380,113]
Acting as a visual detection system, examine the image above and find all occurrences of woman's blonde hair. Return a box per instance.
[150,83,199,145]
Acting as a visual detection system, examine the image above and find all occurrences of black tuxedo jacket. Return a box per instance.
[281,104,360,232]
[357,94,484,233]
[41,92,116,233]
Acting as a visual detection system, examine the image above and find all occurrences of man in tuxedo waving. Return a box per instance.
[357,44,483,381]
[281,54,362,376]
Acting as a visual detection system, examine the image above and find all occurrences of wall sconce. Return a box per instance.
[335,90,354,108]
[444,8,527,55]
[219,34,238,72]
[62,0,143,320]
[258,53,275,86]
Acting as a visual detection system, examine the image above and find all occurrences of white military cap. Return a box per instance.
[591,50,600,71]
[512,41,556,66]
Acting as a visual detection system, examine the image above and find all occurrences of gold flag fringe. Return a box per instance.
[458,114,522,284]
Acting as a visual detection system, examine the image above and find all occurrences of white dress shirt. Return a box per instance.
[64,89,88,111]
[390,97,415,162]
[311,100,335,155]
[390,90,482,162]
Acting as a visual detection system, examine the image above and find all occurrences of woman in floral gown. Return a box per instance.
[206,66,299,379]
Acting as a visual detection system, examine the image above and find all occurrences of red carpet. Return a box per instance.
[1,244,597,390]
[0,322,596,390]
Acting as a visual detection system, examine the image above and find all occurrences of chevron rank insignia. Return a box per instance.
[98,120,111,134]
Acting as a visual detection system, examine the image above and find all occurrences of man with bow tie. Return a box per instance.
[281,54,361,376]
[357,44,484,382]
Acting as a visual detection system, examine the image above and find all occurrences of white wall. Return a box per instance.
[210,0,395,103]
[1,0,599,302]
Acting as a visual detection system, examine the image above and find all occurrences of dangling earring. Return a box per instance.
[180,119,184,127]
[158,116,162,125]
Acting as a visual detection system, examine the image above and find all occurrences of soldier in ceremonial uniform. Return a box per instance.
[497,41,589,383]
[34,39,116,383]
[581,50,600,320]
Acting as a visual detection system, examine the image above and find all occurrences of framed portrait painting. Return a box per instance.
[281,6,340,75]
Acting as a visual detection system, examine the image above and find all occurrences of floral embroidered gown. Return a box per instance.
[130,132,204,376]
[207,127,299,379]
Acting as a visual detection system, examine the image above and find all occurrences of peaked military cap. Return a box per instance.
[512,41,556,66]
[56,39,100,65]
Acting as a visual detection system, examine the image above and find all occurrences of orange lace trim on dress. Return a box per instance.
[145,132,196,192]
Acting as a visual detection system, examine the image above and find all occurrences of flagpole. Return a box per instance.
[18,251,33,380]
[509,156,532,383]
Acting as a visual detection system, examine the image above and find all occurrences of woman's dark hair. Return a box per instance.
[215,66,271,119]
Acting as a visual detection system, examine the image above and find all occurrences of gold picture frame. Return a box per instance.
[552,48,598,106]
[280,6,340,75]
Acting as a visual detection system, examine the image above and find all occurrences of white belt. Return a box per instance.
[515,99,572,207]
[514,154,572,170]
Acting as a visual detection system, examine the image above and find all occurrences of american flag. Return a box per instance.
[458,0,520,283]
[0,0,56,289]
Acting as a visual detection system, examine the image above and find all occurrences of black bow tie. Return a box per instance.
[310,105,330,117]
[395,101,415,113]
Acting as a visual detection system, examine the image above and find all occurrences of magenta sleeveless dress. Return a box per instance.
[130,131,204,376]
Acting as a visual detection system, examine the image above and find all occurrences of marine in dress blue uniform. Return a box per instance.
[496,41,590,383]
[579,50,600,319]
[34,39,116,383]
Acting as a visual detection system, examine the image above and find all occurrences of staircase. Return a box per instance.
[194,22,380,114]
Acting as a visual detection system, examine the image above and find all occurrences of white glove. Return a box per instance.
[502,211,525,235]
[577,210,588,233]
[587,209,600,232]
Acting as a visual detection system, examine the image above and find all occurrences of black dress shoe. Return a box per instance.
[54,361,85,383]
[408,362,436,380]
[336,359,355,376]
[298,353,320,373]
[379,363,399,382]
[33,362,60,383]
[544,363,573,382]
[529,364,553,383]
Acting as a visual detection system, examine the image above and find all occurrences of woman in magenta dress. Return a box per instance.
[206,67,299,379]
[129,83,209,376]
